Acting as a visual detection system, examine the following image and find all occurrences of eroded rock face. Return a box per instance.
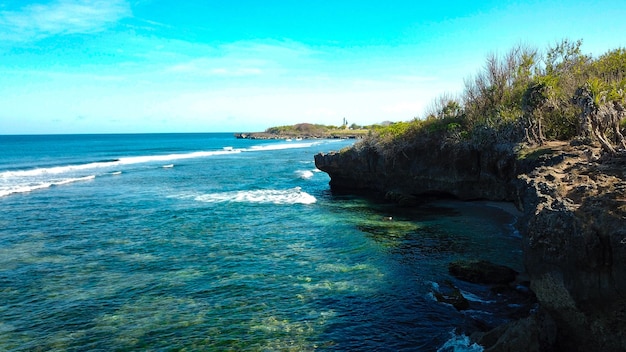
[517,145,626,351]
[315,140,626,351]
[314,142,518,201]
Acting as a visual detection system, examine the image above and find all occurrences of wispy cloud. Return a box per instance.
[0,0,131,42]
[162,39,322,78]
[166,58,265,77]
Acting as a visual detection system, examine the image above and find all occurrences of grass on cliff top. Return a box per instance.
[355,117,470,157]
[517,147,556,161]
[516,141,577,161]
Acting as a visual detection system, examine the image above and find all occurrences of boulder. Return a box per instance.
[433,280,471,311]
[448,260,518,285]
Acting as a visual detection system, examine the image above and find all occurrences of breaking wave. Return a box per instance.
[437,330,484,352]
[0,149,243,198]
[295,170,315,179]
[194,187,316,205]
[0,150,240,179]
[0,175,96,197]
[0,139,338,198]
[245,142,319,152]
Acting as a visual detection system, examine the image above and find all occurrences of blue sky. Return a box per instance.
[1,1,625,134]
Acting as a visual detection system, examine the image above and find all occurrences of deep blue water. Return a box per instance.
[0,133,522,351]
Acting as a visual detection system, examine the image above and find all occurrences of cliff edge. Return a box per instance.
[315,141,626,351]
[314,140,519,202]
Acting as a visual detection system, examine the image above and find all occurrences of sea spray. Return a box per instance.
[194,187,317,205]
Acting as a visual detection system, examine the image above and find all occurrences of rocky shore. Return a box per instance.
[315,141,626,351]
[234,132,364,140]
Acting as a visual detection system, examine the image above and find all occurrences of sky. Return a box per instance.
[1,1,625,134]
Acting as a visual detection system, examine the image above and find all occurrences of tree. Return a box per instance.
[593,47,626,81]
[573,80,626,154]
[424,93,463,120]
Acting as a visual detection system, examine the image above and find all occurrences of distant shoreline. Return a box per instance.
[234,132,364,140]
[234,122,372,140]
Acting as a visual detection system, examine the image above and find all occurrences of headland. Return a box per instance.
[235,122,370,140]
[314,41,626,351]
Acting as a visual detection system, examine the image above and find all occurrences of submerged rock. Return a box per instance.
[433,280,470,311]
[448,260,518,285]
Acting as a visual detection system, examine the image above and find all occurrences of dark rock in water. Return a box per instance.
[448,260,518,285]
[433,280,470,311]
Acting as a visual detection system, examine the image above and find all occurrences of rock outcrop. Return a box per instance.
[315,140,626,351]
[314,141,518,201]
[516,143,626,351]
[448,260,519,285]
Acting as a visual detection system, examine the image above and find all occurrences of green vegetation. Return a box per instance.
[361,39,626,156]
[266,123,342,135]
[237,122,371,139]
[265,123,371,138]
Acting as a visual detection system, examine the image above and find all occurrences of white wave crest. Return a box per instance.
[0,150,241,179]
[116,150,240,165]
[0,175,96,197]
[0,161,119,178]
[460,290,496,304]
[194,187,316,205]
[295,170,314,179]
[245,142,318,152]
[437,330,484,352]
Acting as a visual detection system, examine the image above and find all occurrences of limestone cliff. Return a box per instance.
[315,141,626,351]
[515,143,626,351]
[314,141,519,201]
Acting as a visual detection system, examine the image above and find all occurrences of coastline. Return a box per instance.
[315,139,626,351]
[234,132,364,140]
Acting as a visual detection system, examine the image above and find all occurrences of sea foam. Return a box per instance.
[0,150,240,179]
[295,170,315,179]
[0,149,242,197]
[437,330,484,352]
[245,142,318,152]
[194,187,316,205]
[0,175,96,197]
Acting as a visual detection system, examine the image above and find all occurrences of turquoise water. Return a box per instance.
[0,133,522,351]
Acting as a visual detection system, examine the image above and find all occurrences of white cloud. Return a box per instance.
[161,39,320,78]
[166,58,264,77]
[0,0,131,41]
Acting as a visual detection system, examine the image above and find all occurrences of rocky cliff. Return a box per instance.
[314,141,519,202]
[315,141,626,351]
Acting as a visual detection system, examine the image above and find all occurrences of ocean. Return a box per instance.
[0,133,523,351]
